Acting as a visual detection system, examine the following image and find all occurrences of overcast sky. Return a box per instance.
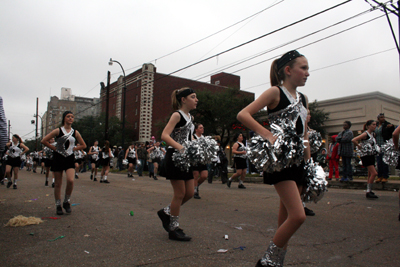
[1,0,399,141]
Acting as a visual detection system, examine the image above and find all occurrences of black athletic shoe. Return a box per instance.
[56,205,64,215]
[75,174,79,179]
[366,192,378,199]
[33,170,36,173]
[52,182,55,188]
[93,178,97,181]
[238,184,246,189]
[153,176,158,180]
[102,180,110,183]
[157,209,170,233]
[63,202,71,213]
[13,184,17,189]
[169,228,191,241]
[7,181,12,188]
[227,179,232,188]
[194,192,201,199]
[90,174,93,180]
[45,181,48,187]
[0,180,4,185]
[304,207,315,216]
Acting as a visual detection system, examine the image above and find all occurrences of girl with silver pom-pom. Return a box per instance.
[352,120,379,199]
[392,125,400,220]
[157,87,197,242]
[41,111,86,215]
[237,50,310,267]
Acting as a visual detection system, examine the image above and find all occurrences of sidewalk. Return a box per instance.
[240,175,400,191]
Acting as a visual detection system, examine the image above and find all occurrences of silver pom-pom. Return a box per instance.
[308,129,322,154]
[356,142,380,157]
[247,118,304,173]
[172,137,218,172]
[150,149,164,160]
[302,158,328,203]
[381,139,399,166]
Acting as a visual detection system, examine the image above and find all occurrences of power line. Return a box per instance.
[193,7,375,81]
[122,0,286,75]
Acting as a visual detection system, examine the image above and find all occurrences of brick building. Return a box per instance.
[100,63,254,142]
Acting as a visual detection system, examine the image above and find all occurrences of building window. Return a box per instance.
[136,94,138,102]
[135,109,137,115]
[215,80,220,85]
[135,122,137,129]
[113,104,115,110]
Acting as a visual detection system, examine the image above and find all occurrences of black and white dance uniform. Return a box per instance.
[100,147,112,166]
[127,147,137,165]
[192,134,208,172]
[150,147,164,164]
[74,148,83,165]
[263,86,308,185]
[90,146,100,167]
[233,142,247,170]
[51,127,76,172]
[43,145,55,167]
[164,110,195,181]
[32,151,39,164]
[5,142,23,167]
[359,131,377,167]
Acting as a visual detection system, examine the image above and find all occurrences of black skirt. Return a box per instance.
[263,162,306,186]
[234,157,247,170]
[51,152,75,172]
[6,157,21,168]
[361,155,375,167]
[163,148,193,181]
[193,163,208,172]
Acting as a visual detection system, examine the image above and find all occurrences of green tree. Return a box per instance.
[308,100,330,137]
[73,113,135,149]
[191,88,254,147]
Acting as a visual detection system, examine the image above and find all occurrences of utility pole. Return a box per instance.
[35,97,38,151]
[366,0,400,82]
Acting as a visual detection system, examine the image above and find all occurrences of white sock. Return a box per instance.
[104,176,107,180]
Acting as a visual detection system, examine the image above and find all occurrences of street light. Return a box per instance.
[109,58,127,148]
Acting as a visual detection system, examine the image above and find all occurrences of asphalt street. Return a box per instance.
[1,169,399,267]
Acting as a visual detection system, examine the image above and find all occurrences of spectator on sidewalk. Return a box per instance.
[337,121,354,182]
[375,113,395,183]
[327,135,340,181]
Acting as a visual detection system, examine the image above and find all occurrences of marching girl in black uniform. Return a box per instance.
[192,123,208,198]
[352,120,379,199]
[74,145,85,179]
[43,137,55,187]
[226,132,247,189]
[99,140,113,183]
[124,143,138,178]
[32,150,39,173]
[88,141,100,181]
[157,87,197,241]
[237,50,310,266]
[147,141,165,180]
[5,134,29,189]
[42,111,86,215]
